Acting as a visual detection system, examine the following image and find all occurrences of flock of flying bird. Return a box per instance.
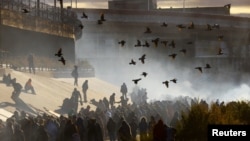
[53,11,226,89]
[116,22,225,88]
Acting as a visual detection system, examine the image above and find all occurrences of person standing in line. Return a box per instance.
[82,80,88,103]
[27,53,35,74]
[71,65,78,86]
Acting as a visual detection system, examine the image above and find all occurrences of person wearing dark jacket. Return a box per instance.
[70,88,83,115]
[11,78,22,100]
[118,120,133,141]
[82,80,88,103]
[87,118,104,141]
[153,119,167,141]
[139,117,148,141]
[107,117,117,141]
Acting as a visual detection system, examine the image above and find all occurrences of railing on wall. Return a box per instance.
[0,0,82,39]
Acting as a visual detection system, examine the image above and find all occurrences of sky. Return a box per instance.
[46,0,250,15]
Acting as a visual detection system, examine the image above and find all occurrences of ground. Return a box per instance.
[0,68,123,119]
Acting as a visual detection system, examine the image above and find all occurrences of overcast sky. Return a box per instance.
[45,0,250,14]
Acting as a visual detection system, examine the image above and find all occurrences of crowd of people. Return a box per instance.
[0,61,190,141]
[0,73,186,141]
[0,96,180,141]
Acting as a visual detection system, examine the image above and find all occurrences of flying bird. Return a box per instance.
[161,40,168,47]
[169,40,176,48]
[59,56,66,65]
[141,72,148,77]
[217,35,224,41]
[152,38,160,48]
[161,22,168,27]
[206,24,212,31]
[81,12,88,19]
[188,22,194,29]
[144,27,152,33]
[170,79,177,83]
[139,54,146,64]
[132,78,142,84]
[217,47,224,55]
[179,49,187,55]
[212,24,220,29]
[195,67,202,73]
[118,40,126,47]
[79,24,84,29]
[135,40,142,47]
[55,48,63,57]
[22,8,29,13]
[100,13,106,21]
[142,41,150,47]
[176,24,186,30]
[97,20,103,25]
[204,64,211,69]
[162,80,169,88]
[129,59,136,65]
[169,53,177,59]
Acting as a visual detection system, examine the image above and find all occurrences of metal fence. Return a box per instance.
[0,0,82,39]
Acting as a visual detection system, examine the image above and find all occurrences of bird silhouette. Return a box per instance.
[212,24,220,29]
[118,40,126,47]
[132,78,142,84]
[139,54,146,64]
[55,48,63,57]
[141,72,148,77]
[100,13,106,21]
[195,67,202,73]
[97,20,103,25]
[59,56,66,65]
[179,49,187,55]
[169,53,177,59]
[22,8,29,13]
[204,64,211,69]
[187,41,193,45]
[170,79,177,83]
[217,35,224,41]
[169,40,176,48]
[188,22,194,29]
[144,27,152,33]
[81,12,88,19]
[217,47,224,55]
[134,40,142,47]
[142,41,150,47]
[79,24,84,29]
[162,80,169,88]
[152,38,159,48]
[161,22,168,27]
[206,24,212,31]
[161,40,168,47]
[176,24,186,31]
[129,59,136,65]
